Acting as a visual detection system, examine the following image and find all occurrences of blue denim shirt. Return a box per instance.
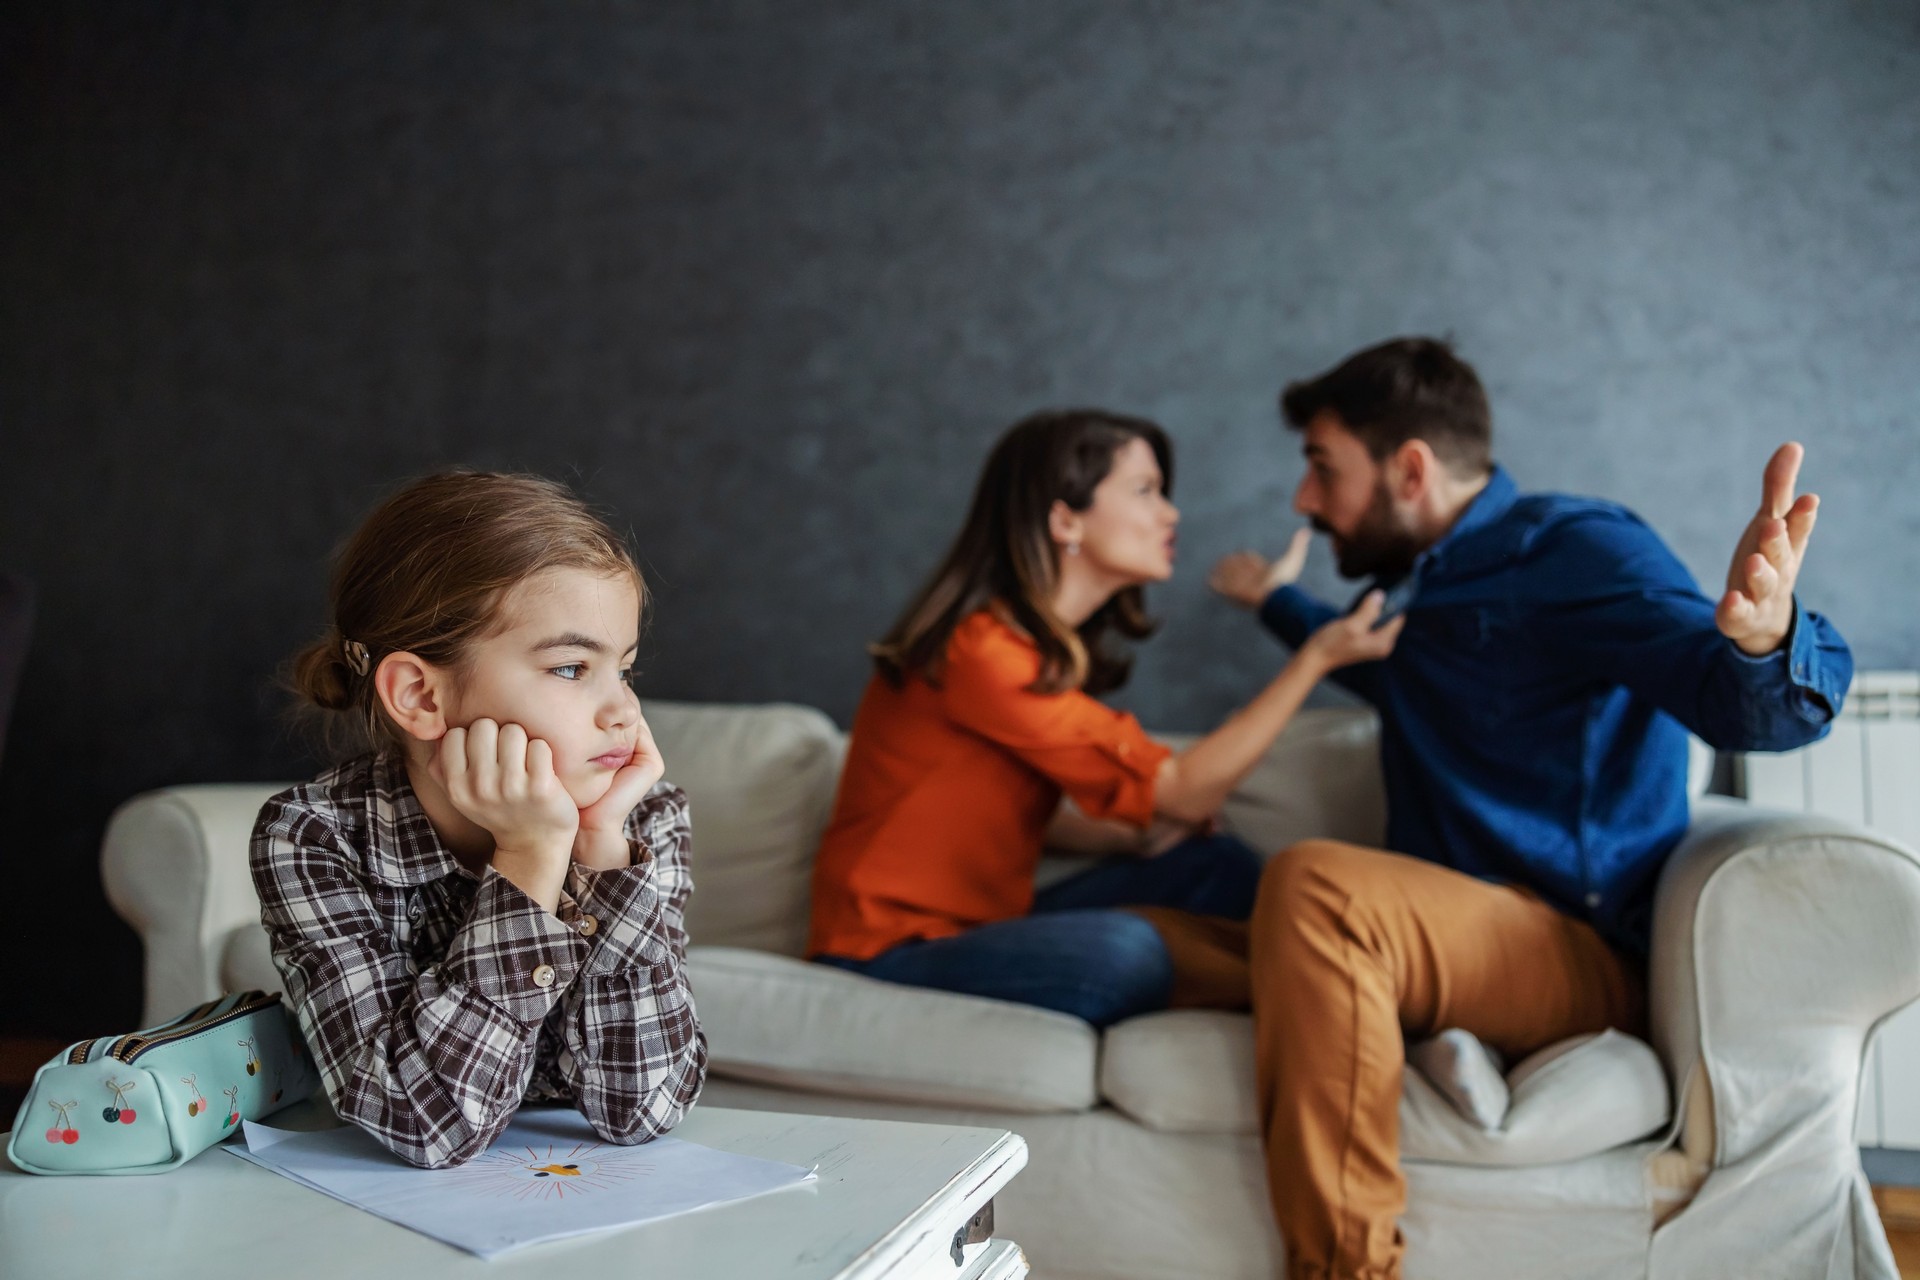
[1259,466,1852,955]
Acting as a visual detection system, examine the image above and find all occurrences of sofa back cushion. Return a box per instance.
[1167,706,1389,856]
[646,701,846,955]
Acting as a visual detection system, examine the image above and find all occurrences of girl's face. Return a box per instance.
[440,566,643,809]
[1068,436,1180,585]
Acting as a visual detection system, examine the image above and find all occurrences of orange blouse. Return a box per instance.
[806,609,1173,961]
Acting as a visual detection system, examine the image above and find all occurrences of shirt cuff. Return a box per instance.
[1725,597,1846,724]
[1082,733,1174,828]
[567,856,672,977]
[442,869,590,1023]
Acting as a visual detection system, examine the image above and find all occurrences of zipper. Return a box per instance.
[64,995,231,1065]
[105,992,280,1064]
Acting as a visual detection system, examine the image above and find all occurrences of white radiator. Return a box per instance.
[1737,670,1920,1149]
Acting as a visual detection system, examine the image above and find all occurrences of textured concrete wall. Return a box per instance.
[3,1,1916,1033]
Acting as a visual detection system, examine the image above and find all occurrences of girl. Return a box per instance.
[253,471,706,1169]
[808,410,1400,1027]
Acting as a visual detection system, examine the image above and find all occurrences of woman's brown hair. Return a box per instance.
[871,408,1171,697]
[288,470,643,755]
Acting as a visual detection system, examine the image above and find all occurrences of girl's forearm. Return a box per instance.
[1155,649,1331,823]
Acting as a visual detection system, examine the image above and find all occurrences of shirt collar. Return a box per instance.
[1359,464,1517,603]
[361,752,473,887]
[1397,463,1517,578]
[1424,464,1517,562]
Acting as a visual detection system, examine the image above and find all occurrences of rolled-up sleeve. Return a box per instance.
[939,620,1172,827]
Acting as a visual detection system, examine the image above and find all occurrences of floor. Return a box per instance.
[5,1032,1920,1270]
[1878,1187,1920,1279]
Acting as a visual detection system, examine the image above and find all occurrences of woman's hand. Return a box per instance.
[1209,528,1312,609]
[1301,590,1405,672]
[1142,813,1217,857]
[573,707,667,872]
[433,718,578,909]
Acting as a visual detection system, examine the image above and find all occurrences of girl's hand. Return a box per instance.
[573,707,667,871]
[434,719,578,906]
[1302,590,1405,672]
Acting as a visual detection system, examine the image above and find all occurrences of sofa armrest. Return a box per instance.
[1648,797,1920,1178]
[100,783,288,1025]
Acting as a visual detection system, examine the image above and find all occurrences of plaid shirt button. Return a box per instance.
[578,914,599,937]
[532,963,557,988]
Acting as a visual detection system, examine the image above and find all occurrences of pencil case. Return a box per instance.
[6,990,318,1175]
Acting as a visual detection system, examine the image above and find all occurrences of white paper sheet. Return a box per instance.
[226,1108,817,1259]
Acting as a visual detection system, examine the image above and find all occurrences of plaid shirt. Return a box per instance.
[251,752,707,1169]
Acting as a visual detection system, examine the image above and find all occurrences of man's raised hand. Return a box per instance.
[1210,527,1313,610]
[1718,443,1820,657]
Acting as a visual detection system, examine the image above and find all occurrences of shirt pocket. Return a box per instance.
[1407,605,1517,726]
[1412,604,1497,651]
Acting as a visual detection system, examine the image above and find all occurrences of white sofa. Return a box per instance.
[102,700,1920,1279]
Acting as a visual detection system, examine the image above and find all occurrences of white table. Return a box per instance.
[0,1105,1029,1280]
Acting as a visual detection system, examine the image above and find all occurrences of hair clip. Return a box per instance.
[342,639,371,677]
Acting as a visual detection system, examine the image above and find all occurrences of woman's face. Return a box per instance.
[1067,436,1180,585]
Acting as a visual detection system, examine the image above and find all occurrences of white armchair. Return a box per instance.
[100,701,1920,1279]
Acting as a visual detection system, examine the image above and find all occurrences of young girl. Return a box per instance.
[253,471,706,1169]
[807,409,1400,1027]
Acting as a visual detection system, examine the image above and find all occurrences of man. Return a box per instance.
[1207,336,1851,1280]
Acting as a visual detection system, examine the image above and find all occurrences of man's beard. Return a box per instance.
[1314,480,1423,581]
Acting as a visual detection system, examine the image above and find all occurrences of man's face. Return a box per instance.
[1292,411,1423,580]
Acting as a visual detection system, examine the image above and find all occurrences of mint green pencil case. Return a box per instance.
[7,990,318,1175]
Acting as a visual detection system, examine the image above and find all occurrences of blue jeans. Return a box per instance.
[815,833,1263,1028]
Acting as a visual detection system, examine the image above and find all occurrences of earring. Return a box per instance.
[1065,541,1080,557]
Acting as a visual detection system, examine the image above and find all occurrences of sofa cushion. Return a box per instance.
[1099,1011,1670,1166]
[645,701,845,956]
[1098,1010,1255,1133]
[689,945,1099,1113]
[1169,708,1390,856]
[1402,1029,1671,1166]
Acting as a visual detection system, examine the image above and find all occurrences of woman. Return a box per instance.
[807,409,1399,1027]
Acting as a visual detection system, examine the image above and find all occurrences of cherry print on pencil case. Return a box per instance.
[102,1075,138,1125]
[43,1099,79,1145]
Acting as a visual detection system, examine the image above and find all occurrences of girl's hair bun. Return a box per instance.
[289,637,358,712]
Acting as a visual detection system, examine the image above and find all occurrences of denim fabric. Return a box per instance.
[815,833,1262,1027]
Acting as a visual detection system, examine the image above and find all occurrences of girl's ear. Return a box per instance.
[1048,499,1085,554]
[374,652,451,742]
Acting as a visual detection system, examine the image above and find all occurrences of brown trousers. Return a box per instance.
[1132,840,1644,1280]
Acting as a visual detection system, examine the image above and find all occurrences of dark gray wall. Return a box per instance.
[3,1,1916,1036]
